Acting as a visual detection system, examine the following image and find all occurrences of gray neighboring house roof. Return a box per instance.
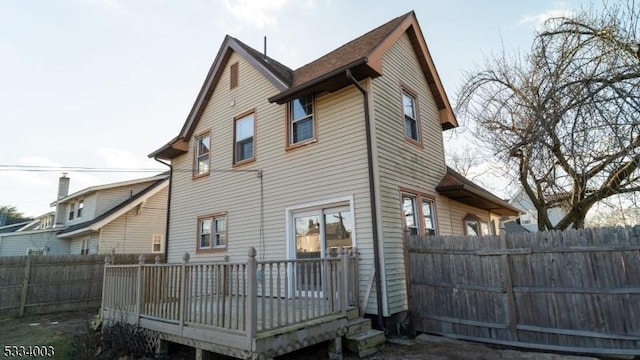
[503,221,531,233]
[0,221,32,234]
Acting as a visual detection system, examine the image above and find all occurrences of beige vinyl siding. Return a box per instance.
[441,199,499,235]
[371,33,449,316]
[99,186,168,254]
[94,182,156,217]
[77,193,97,221]
[0,230,68,256]
[167,51,376,311]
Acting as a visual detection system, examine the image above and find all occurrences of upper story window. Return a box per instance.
[194,132,210,177]
[234,112,255,164]
[288,95,315,146]
[197,214,227,252]
[402,192,437,236]
[230,62,239,89]
[77,200,84,218]
[402,90,420,142]
[68,203,75,221]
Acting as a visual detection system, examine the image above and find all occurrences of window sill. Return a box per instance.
[192,172,210,181]
[232,158,256,168]
[403,136,423,149]
[196,247,227,254]
[286,138,317,151]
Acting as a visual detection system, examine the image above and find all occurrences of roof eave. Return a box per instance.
[269,59,374,104]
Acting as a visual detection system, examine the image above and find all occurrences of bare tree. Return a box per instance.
[447,145,489,181]
[457,1,640,230]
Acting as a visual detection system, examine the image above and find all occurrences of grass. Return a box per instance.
[0,310,96,359]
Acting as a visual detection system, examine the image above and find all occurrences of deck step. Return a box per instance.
[346,317,371,336]
[344,329,385,358]
[346,307,359,320]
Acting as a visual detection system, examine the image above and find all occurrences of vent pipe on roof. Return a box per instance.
[263,36,267,57]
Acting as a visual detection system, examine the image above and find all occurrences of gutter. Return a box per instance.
[154,158,172,262]
[346,68,386,331]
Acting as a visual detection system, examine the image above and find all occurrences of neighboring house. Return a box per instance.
[509,188,567,232]
[0,174,169,257]
[149,11,520,324]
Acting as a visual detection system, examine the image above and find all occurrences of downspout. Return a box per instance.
[346,69,385,331]
[154,158,172,263]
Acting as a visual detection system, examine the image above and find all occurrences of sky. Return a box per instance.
[0,0,585,217]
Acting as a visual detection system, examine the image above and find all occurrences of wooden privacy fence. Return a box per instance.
[0,253,161,318]
[405,226,640,356]
[102,247,359,342]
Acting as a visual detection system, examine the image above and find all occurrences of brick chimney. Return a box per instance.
[54,173,70,226]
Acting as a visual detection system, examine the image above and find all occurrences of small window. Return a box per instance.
[152,234,163,253]
[198,214,227,252]
[288,95,315,145]
[230,62,239,89]
[68,203,75,221]
[234,112,255,164]
[464,214,489,236]
[422,199,436,236]
[77,200,84,218]
[402,90,419,141]
[194,133,210,177]
[402,195,418,236]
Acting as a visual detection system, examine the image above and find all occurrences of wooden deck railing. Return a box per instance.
[101,247,358,341]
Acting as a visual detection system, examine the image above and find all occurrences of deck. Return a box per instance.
[101,247,359,359]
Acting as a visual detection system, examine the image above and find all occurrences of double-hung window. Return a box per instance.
[234,112,255,164]
[402,90,419,142]
[68,203,75,221]
[197,214,226,252]
[402,192,437,236]
[288,95,315,146]
[194,133,210,177]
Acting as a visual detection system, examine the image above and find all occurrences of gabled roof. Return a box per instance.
[51,173,168,206]
[150,10,458,160]
[57,177,168,238]
[436,167,522,216]
[149,36,294,159]
[0,221,32,234]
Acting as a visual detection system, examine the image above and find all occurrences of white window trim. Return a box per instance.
[285,195,356,261]
[152,234,163,253]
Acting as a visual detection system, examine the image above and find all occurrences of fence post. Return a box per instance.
[340,247,349,315]
[101,256,111,317]
[18,255,33,317]
[136,255,145,323]
[499,222,518,341]
[179,252,190,333]
[246,247,257,347]
[351,247,359,308]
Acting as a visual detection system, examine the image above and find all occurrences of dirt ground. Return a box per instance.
[0,310,625,360]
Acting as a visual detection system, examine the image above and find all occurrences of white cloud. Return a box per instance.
[519,7,573,29]
[224,0,308,28]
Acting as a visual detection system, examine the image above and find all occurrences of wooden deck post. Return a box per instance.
[136,254,145,323]
[246,247,257,347]
[351,247,359,308]
[340,247,348,315]
[179,252,190,332]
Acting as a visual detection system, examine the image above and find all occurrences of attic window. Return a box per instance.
[230,62,239,89]
[194,132,210,178]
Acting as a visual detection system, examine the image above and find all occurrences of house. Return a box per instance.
[149,9,520,326]
[0,174,169,256]
[508,188,566,232]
